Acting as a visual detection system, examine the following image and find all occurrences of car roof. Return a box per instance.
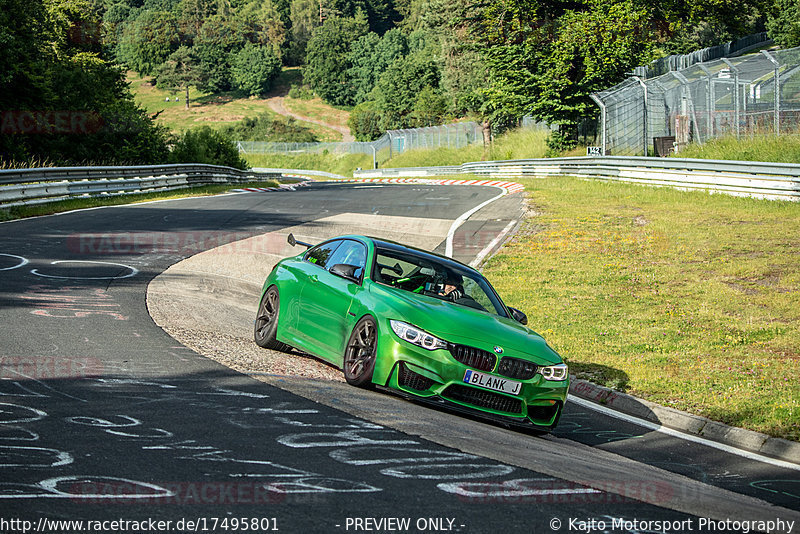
[366,236,479,275]
[310,234,480,275]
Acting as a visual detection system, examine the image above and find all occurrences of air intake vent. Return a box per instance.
[497,357,538,380]
[528,403,561,423]
[398,363,435,391]
[443,385,522,414]
[448,344,496,372]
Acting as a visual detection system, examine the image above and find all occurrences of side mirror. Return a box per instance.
[508,307,528,325]
[330,263,360,283]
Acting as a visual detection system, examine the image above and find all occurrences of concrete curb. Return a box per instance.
[569,378,800,465]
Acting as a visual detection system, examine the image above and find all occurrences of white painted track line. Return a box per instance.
[569,395,800,472]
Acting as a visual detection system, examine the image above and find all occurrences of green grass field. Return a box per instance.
[127,70,343,141]
[482,177,800,440]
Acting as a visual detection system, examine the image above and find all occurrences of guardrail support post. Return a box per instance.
[590,94,607,155]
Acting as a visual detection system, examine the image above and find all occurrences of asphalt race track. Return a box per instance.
[0,182,798,534]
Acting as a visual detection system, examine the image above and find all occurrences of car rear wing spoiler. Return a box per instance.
[287,233,313,249]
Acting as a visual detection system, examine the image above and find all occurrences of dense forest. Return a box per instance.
[2,0,799,164]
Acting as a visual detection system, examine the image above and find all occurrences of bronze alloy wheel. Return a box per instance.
[343,316,377,387]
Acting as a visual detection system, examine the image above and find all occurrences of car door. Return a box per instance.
[286,239,342,345]
[297,239,368,364]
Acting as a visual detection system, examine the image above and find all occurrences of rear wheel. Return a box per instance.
[254,286,291,351]
[343,316,377,387]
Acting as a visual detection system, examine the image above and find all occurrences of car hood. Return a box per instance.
[369,282,562,365]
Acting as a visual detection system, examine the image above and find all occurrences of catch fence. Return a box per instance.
[236,122,483,168]
[593,46,800,156]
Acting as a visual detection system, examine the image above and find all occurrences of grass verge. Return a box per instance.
[244,152,373,176]
[673,134,800,163]
[0,180,280,222]
[482,176,800,440]
[243,128,559,174]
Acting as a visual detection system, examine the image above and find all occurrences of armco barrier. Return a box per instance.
[4,158,798,207]
[0,164,286,207]
[355,157,800,201]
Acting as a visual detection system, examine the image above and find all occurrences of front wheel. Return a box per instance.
[254,286,291,351]
[343,316,377,387]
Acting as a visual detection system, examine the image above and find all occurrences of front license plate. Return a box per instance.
[463,369,522,395]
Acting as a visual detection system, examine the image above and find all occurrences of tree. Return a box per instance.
[767,0,800,47]
[304,13,369,105]
[472,0,655,139]
[179,0,218,36]
[411,86,448,126]
[346,32,381,104]
[346,28,408,104]
[372,50,441,129]
[235,0,287,59]
[288,0,321,64]
[0,0,171,165]
[156,46,201,109]
[117,10,182,75]
[193,14,246,92]
[231,42,282,96]
[532,0,654,142]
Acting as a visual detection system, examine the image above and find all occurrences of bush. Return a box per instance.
[545,129,578,157]
[170,127,248,169]
[348,101,384,141]
[231,43,282,96]
[222,112,318,143]
[288,84,314,100]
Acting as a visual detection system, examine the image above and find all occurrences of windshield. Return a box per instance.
[371,245,508,317]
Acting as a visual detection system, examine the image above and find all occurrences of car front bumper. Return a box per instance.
[373,326,569,431]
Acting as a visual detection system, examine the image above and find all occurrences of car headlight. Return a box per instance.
[390,320,447,351]
[539,363,568,381]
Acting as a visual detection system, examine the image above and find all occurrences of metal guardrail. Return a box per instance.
[3,158,798,207]
[354,157,800,201]
[0,164,283,207]
[348,166,463,178]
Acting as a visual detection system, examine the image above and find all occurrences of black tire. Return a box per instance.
[343,316,378,387]
[254,286,291,351]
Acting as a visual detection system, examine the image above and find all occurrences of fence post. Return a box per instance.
[698,64,715,138]
[633,76,648,156]
[721,58,740,139]
[761,50,781,134]
[671,71,702,145]
[589,94,607,155]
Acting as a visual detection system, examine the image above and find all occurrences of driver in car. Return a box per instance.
[438,273,464,301]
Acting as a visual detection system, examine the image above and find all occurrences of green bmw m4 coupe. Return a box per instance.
[255,234,569,431]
